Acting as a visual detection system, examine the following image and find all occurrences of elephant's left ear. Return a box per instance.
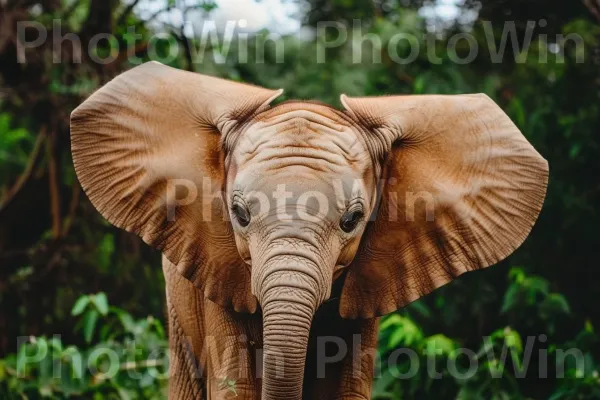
[339,93,549,318]
[71,62,282,313]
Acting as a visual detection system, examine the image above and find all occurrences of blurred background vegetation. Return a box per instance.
[0,0,599,398]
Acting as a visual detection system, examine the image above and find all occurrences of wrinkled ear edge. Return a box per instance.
[257,88,285,113]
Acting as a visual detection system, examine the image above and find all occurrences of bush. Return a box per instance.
[374,268,600,399]
[0,294,168,399]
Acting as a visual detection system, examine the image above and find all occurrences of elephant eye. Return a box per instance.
[340,209,364,233]
[232,204,251,227]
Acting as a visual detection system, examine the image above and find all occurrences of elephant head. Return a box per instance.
[70,62,548,399]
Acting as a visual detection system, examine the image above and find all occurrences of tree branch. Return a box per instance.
[0,128,46,214]
[584,0,600,22]
[61,184,80,237]
[46,131,61,239]
[61,0,84,20]
[116,0,142,27]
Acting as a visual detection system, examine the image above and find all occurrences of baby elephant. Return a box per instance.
[70,62,548,399]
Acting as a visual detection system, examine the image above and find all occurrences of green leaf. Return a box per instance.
[526,276,550,295]
[82,310,99,344]
[423,334,457,356]
[117,387,133,400]
[39,385,53,397]
[114,309,136,333]
[508,98,526,129]
[71,296,90,316]
[544,293,571,315]
[503,327,523,353]
[379,314,403,331]
[500,284,520,314]
[218,376,238,395]
[569,143,581,159]
[382,315,423,349]
[388,328,407,349]
[96,234,115,271]
[91,293,109,316]
[413,75,425,94]
[508,267,525,283]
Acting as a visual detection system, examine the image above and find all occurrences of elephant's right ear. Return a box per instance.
[340,93,548,318]
[71,62,282,313]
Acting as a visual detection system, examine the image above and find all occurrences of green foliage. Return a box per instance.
[374,268,600,399]
[0,294,168,399]
[0,113,34,187]
[502,267,572,335]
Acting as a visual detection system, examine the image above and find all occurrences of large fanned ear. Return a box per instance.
[71,62,282,313]
[340,94,548,318]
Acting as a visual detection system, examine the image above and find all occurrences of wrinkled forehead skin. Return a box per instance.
[224,102,377,218]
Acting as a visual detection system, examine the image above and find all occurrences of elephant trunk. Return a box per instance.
[261,292,313,399]
[255,257,327,400]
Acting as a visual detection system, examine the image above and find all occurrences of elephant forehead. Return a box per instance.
[232,108,369,171]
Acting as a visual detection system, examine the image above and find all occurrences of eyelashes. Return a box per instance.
[231,203,251,227]
[339,208,364,233]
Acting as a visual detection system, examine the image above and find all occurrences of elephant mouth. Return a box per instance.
[333,264,347,280]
